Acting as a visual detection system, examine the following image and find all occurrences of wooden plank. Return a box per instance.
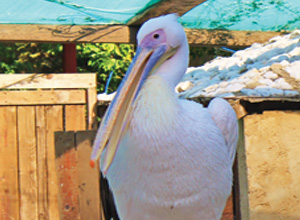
[36,106,49,220]
[0,24,286,46]
[236,119,250,220]
[0,73,96,89]
[0,24,137,44]
[0,90,86,105]
[18,106,38,220]
[76,131,102,220]
[128,0,208,25]
[86,88,98,130]
[55,132,80,220]
[227,99,248,119]
[244,111,300,219]
[56,104,86,219]
[221,194,234,220]
[185,29,287,47]
[0,106,19,220]
[233,154,241,220]
[65,105,86,131]
[46,105,63,220]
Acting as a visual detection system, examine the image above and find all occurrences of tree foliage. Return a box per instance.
[0,42,135,93]
[0,42,230,92]
[0,43,63,73]
[76,43,135,93]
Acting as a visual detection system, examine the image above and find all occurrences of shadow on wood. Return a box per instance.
[55,130,102,220]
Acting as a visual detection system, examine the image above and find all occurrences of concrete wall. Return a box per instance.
[243,111,300,220]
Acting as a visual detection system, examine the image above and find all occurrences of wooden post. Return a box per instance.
[63,44,77,73]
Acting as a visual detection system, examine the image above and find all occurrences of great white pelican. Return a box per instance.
[91,14,238,220]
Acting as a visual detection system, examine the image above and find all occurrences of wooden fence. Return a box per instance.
[0,73,241,220]
[0,73,99,220]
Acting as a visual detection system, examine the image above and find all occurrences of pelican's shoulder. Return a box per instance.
[177,97,206,116]
[208,98,238,164]
[176,98,227,141]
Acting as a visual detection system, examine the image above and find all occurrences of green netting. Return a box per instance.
[0,0,160,25]
[0,0,299,32]
[180,0,300,31]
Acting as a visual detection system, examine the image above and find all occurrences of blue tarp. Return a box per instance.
[1,0,299,31]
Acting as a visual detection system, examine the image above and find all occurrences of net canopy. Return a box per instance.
[0,0,160,25]
[0,0,299,31]
[181,0,300,31]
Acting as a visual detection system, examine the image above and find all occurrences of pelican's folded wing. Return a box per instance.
[208,98,238,165]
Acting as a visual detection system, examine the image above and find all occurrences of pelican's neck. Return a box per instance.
[154,41,189,88]
[130,40,189,140]
[131,75,179,139]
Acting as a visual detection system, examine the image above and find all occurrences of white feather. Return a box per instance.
[208,98,238,164]
[103,14,238,220]
[105,75,237,220]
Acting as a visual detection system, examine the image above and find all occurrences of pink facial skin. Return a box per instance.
[139,29,167,49]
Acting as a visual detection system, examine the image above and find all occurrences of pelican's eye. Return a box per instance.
[153,33,160,39]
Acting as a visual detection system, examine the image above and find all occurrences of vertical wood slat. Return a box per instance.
[65,105,86,131]
[53,105,87,220]
[236,119,250,220]
[55,132,79,220]
[87,88,98,130]
[54,131,102,220]
[0,106,19,220]
[18,106,38,220]
[46,105,63,220]
[233,155,241,220]
[76,131,101,220]
[36,106,49,220]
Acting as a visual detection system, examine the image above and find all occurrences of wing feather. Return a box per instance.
[208,98,238,164]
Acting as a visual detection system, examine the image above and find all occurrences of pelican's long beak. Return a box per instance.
[90,44,178,174]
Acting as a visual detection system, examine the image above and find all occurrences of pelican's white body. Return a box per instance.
[97,14,238,220]
[104,76,237,220]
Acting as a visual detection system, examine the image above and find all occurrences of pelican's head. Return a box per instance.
[90,14,189,174]
[137,14,189,87]
[137,13,187,52]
